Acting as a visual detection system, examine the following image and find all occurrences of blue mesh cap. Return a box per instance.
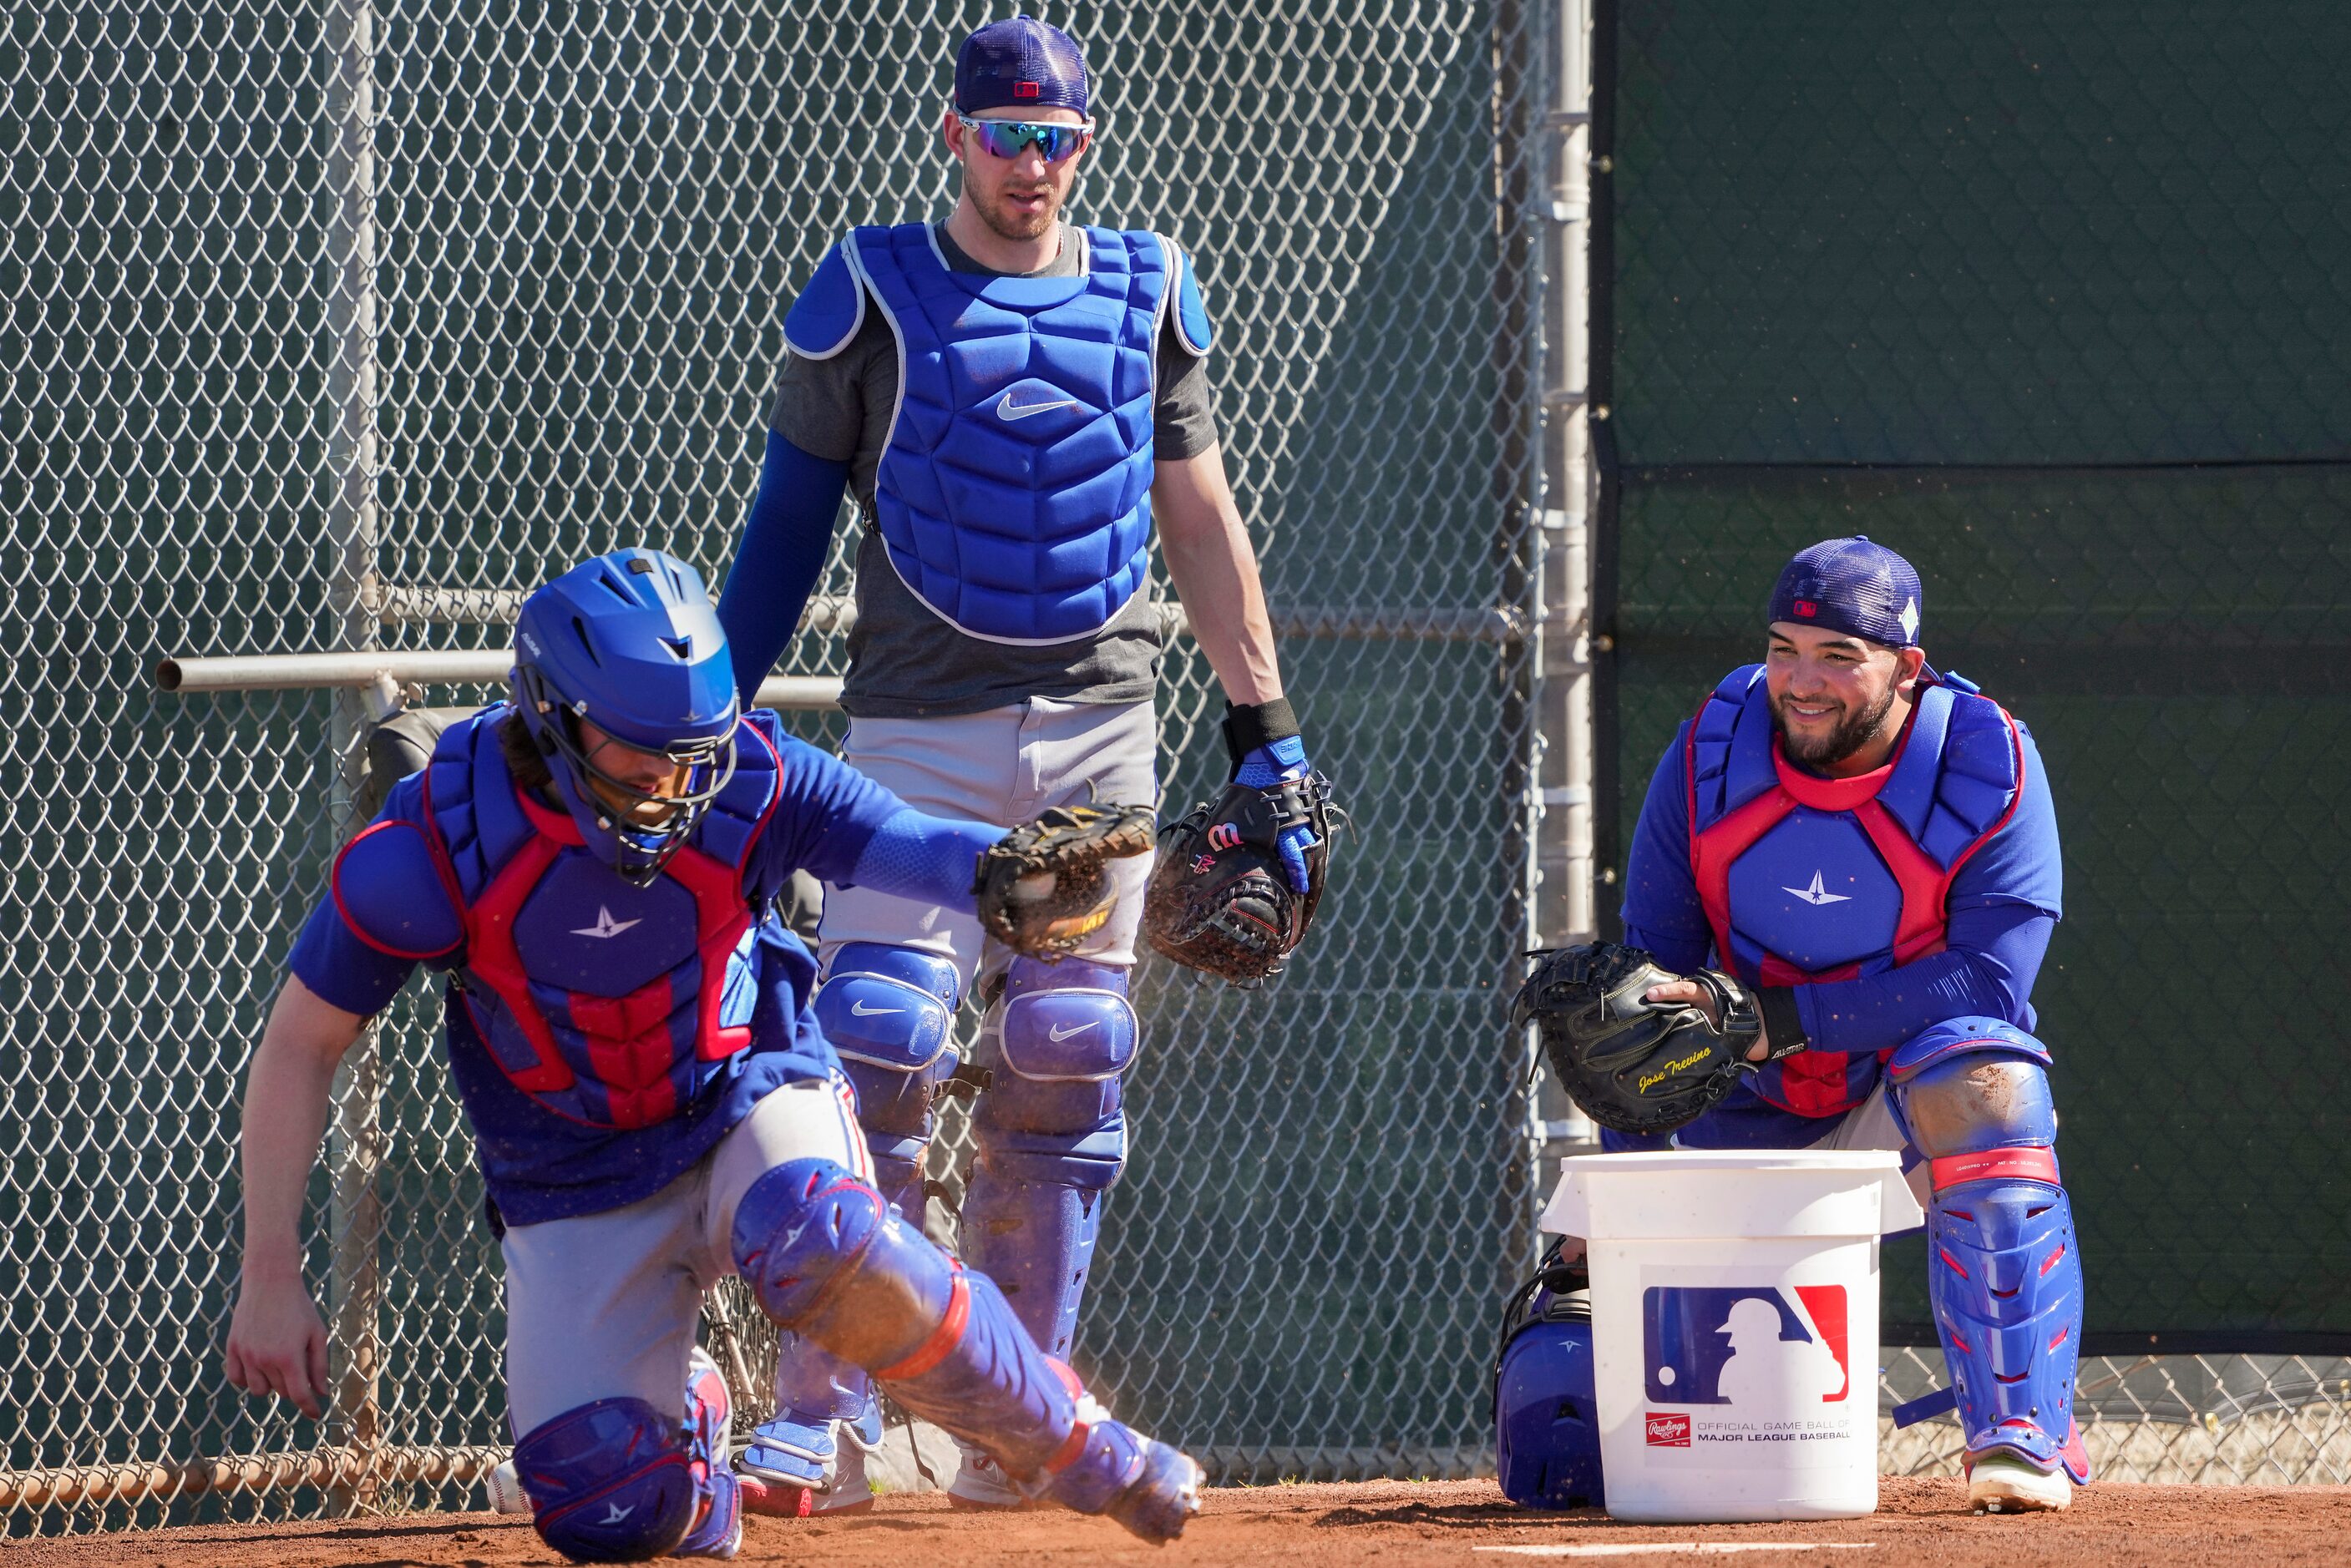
[1767,535,1925,647]
[954,13,1089,116]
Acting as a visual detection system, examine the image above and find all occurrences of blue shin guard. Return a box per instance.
[961,957,1135,1360]
[731,1157,1201,1543]
[813,942,963,1225]
[754,944,965,1495]
[1892,1022,2088,1485]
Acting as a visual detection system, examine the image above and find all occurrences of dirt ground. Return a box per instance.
[9,1478,2348,1567]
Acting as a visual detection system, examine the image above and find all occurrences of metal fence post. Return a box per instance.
[1493,0,1551,1291]
[1533,0,1600,1181]
[322,0,388,1513]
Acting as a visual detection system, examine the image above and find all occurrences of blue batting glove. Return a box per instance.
[1236,734,1318,893]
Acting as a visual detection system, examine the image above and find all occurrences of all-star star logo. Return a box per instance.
[1782,871,1853,907]
[601,1502,635,1524]
[571,904,643,938]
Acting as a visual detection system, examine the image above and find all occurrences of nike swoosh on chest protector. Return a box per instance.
[996,390,1080,421]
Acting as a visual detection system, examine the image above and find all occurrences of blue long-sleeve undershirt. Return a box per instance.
[1620,719,2061,1058]
[716,431,850,704]
[844,807,1006,910]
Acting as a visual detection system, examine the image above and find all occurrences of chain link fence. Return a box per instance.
[1594,0,2351,1486]
[2,0,1553,1535]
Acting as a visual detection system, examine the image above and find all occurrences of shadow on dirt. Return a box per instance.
[199,1521,530,1547]
[1314,1500,1604,1530]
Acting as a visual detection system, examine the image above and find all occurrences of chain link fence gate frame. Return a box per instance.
[3,0,1559,1533]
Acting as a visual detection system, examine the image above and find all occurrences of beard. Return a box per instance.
[1772,682,1898,769]
[966,169,1061,243]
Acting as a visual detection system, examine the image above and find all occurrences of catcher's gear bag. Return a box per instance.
[354,705,450,824]
[971,800,1157,959]
[1510,941,1791,1137]
[1142,771,1341,985]
[1494,1241,1602,1510]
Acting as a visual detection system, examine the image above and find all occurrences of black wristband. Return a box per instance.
[1221,697,1300,769]
[1756,986,1808,1056]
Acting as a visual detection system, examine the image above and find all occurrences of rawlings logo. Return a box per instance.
[1645,1412,1691,1447]
[1207,822,1243,851]
[1190,852,1217,874]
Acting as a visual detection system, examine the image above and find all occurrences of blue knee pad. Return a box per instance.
[973,957,1136,1187]
[1891,1019,2087,1482]
[815,943,962,1221]
[963,957,1135,1358]
[732,1157,959,1357]
[511,1398,700,1562]
[1494,1249,1603,1510]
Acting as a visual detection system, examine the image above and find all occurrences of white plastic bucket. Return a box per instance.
[1540,1149,1920,1523]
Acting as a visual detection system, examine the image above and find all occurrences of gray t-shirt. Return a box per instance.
[768,223,1219,719]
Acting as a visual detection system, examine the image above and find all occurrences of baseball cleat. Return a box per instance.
[947,1447,1034,1511]
[1100,1440,1205,1545]
[1968,1450,2074,1513]
[738,1400,881,1516]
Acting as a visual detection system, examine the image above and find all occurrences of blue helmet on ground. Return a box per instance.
[510,547,738,885]
[1494,1242,1604,1510]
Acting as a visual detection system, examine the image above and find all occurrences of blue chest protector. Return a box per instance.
[412,708,785,1130]
[792,223,1187,645]
[1687,666,2024,1117]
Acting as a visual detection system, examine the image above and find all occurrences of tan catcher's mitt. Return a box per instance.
[972,801,1158,959]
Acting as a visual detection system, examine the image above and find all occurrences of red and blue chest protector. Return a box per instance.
[412,711,783,1131]
[293,707,904,1224]
[1685,665,2027,1117]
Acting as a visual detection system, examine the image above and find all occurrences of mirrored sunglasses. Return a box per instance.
[957,114,1094,164]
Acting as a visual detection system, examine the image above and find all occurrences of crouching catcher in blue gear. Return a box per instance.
[1497,536,2085,1517]
[224,544,1188,1561]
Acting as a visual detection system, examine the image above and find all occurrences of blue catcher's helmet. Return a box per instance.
[1494,1242,1604,1510]
[510,547,739,886]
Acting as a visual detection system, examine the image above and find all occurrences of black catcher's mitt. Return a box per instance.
[1510,941,1795,1137]
[1143,772,1342,986]
[973,800,1158,959]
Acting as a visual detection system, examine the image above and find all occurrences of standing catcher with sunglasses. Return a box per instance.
[716,11,1335,1515]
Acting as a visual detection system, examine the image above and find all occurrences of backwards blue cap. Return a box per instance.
[1767,536,1924,648]
[955,13,1090,117]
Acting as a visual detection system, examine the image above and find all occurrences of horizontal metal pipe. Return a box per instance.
[0,1444,505,1511]
[155,653,842,710]
[366,579,1525,645]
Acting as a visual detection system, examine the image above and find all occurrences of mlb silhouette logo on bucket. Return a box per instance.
[1643,1285,1850,1410]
